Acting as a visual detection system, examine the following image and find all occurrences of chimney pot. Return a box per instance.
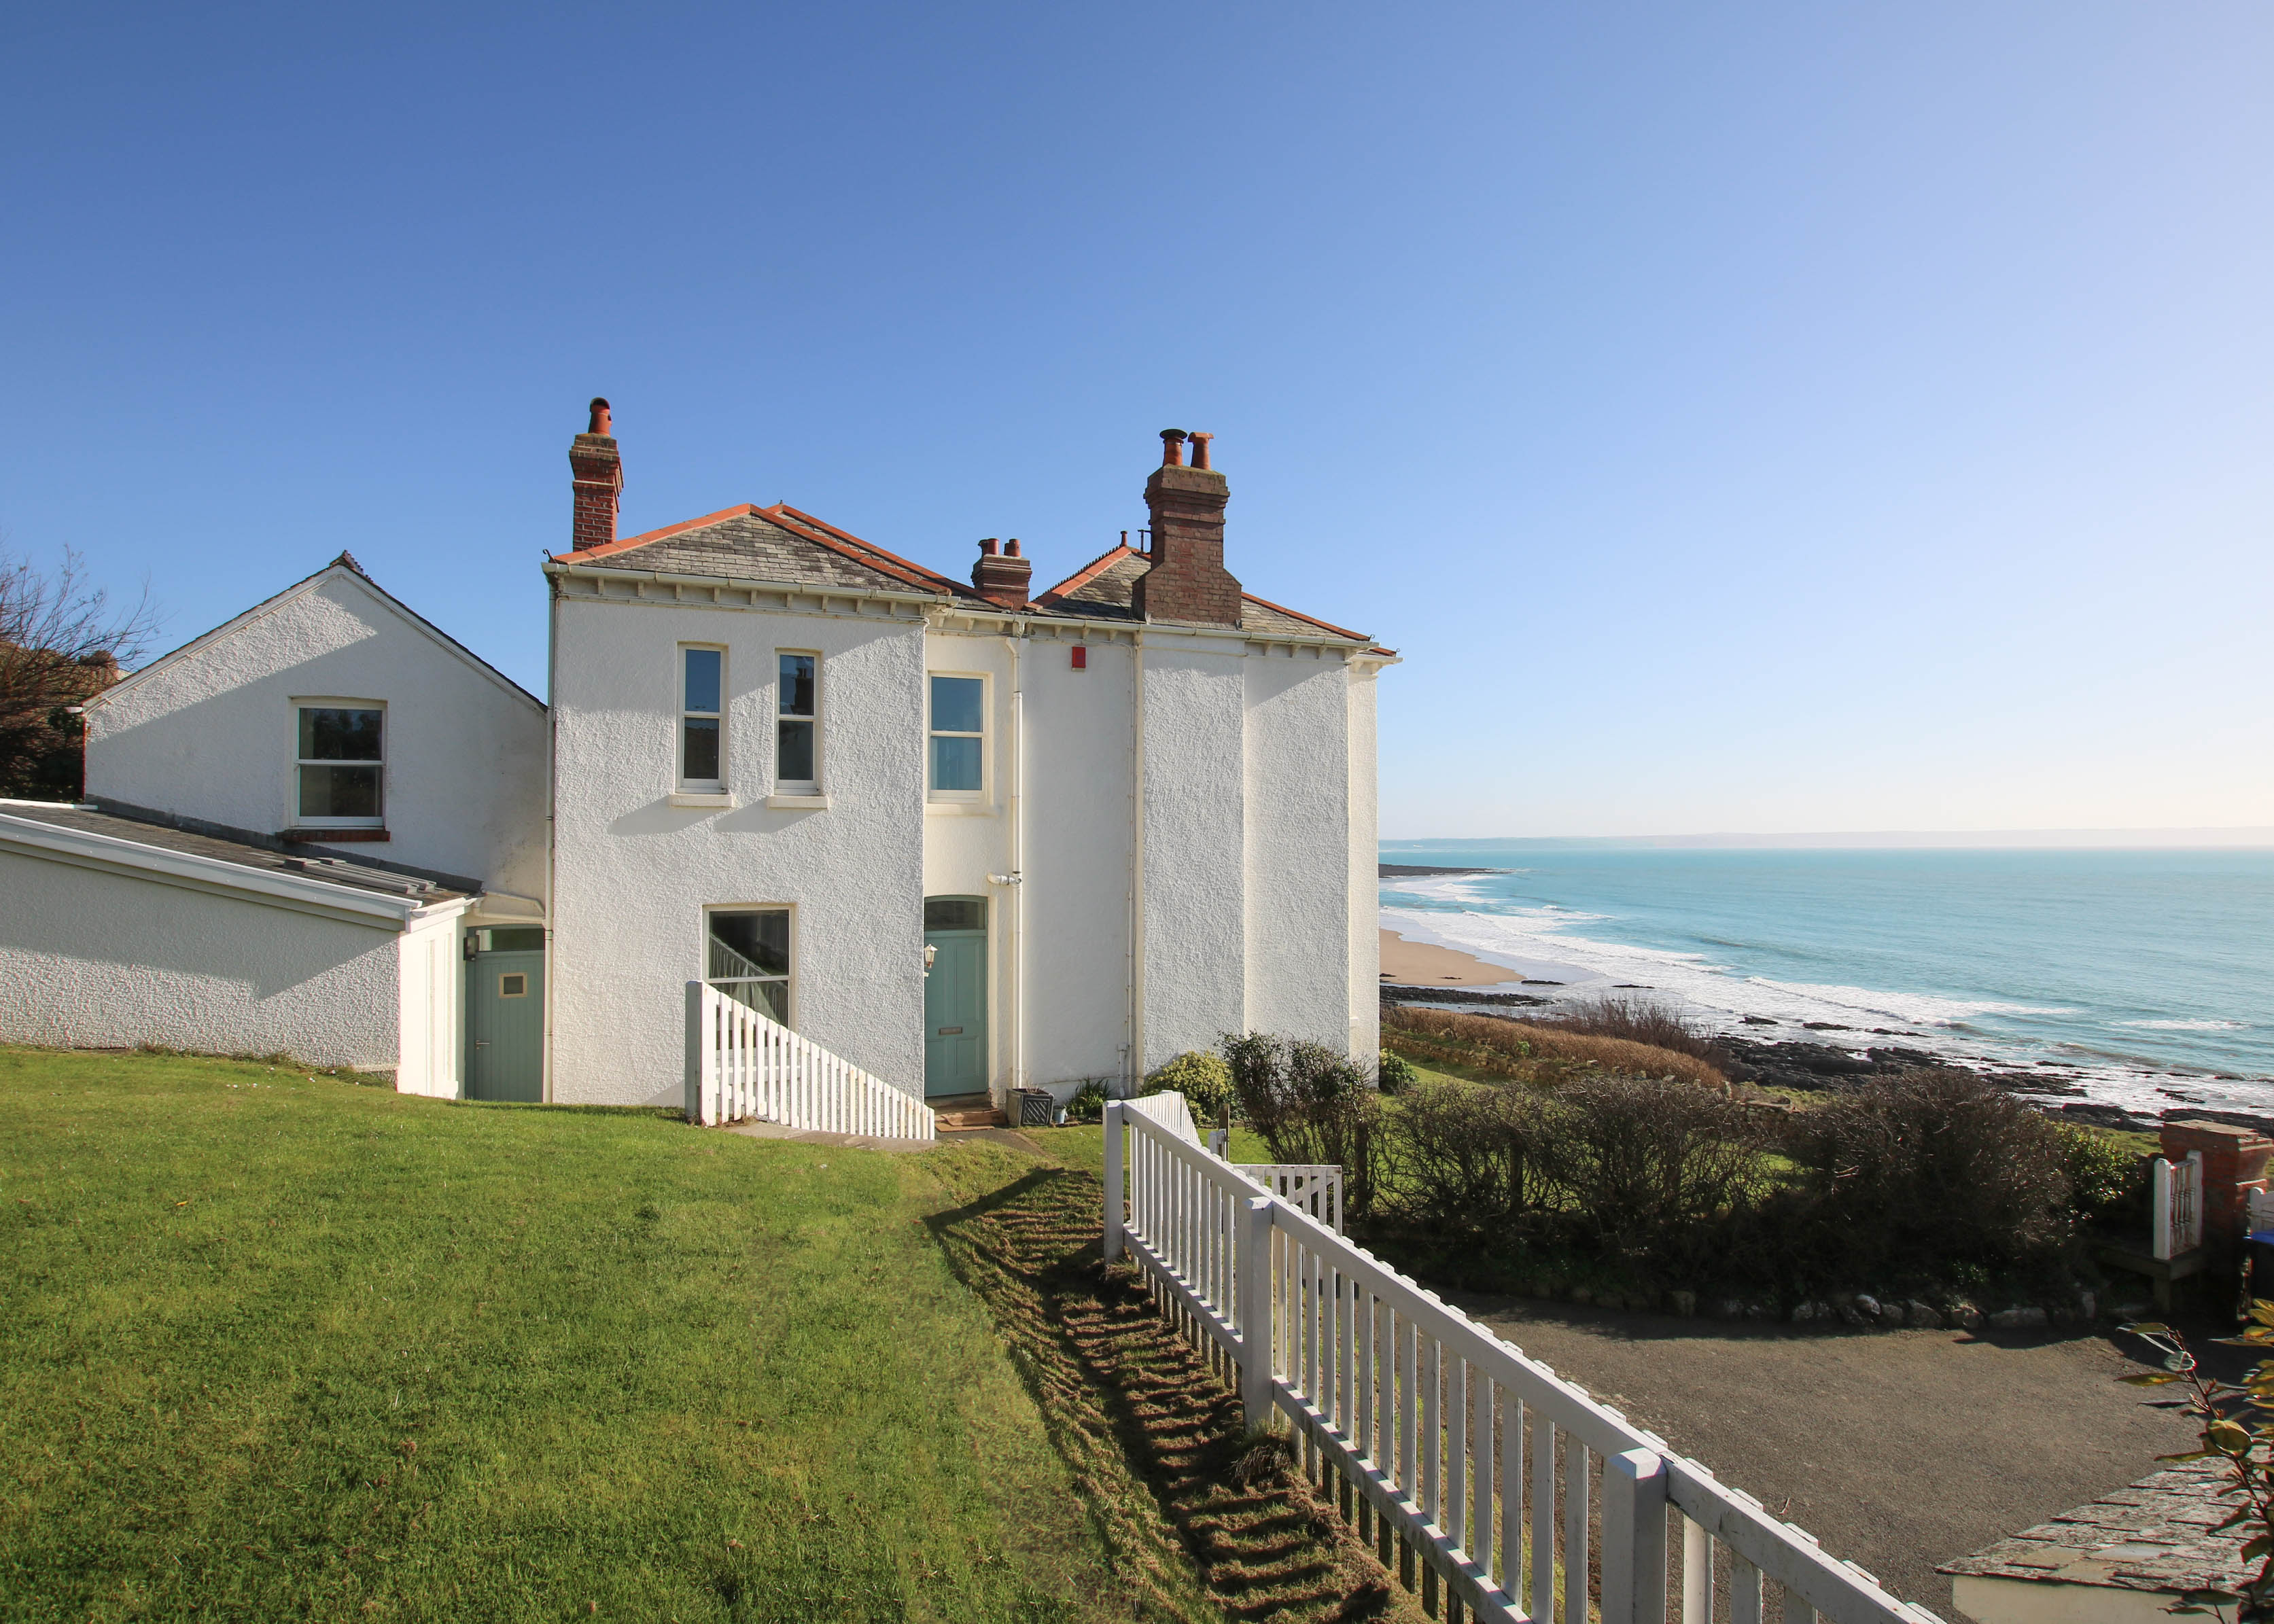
[1159,428,1187,467]
[977,537,999,555]
[1189,431,1213,471]
[569,398,624,551]
[1004,537,1022,557]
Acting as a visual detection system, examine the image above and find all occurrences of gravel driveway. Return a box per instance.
[1459,1296,2202,1622]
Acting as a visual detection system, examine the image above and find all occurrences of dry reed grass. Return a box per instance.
[1382,1004,1728,1090]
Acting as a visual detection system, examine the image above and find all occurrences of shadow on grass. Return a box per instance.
[925,1164,1420,1624]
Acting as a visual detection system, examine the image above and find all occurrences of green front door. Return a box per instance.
[466,928,545,1102]
[923,897,988,1099]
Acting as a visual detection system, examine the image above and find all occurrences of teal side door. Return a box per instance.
[923,902,989,1099]
[466,928,545,1102]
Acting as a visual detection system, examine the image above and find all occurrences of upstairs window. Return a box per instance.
[777,653,818,790]
[929,675,984,797]
[296,705,384,825]
[707,908,790,1023]
[680,647,723,788]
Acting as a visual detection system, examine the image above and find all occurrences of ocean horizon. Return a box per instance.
[1377,839,2274,1122]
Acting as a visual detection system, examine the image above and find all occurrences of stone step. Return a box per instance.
[936,1106,1009,1131]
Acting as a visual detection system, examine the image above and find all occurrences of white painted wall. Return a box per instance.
[1140,639,1249,1070]
[0,846,404,1067]
[84,568,546,898]
[1346,667,1382,1063]
[1243,650,1354,1050]
[923,629,1139,1097]
[549,594,929,1106]
[1015,634,1139,1091]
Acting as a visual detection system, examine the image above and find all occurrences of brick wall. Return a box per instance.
[569,433,621,551]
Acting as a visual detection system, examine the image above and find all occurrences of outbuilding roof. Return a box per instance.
[0,800,467,917]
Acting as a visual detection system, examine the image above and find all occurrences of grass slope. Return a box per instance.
[0,1047,1216,1623]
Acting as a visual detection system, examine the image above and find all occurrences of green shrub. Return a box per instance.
[1378,1077,1547,1234]
[1066,1078,1110,1123]
[2057,1123,2149,1224]
[1376,1048,1418,1094]
[1219,1034,1380,1210]
[1533,1073,1772,1271]
[1143,1051,1234,1122]
[1783,1068,2074,1275]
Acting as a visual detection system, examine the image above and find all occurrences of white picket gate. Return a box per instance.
[683,982,935,1142]
[1237,1163,1344,1233]
[2152,1150,2203,1261]
[1103,1096,1942,1624]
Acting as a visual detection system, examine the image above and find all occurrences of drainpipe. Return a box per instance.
[996,632,1026,1104]
[542,577,559,1104]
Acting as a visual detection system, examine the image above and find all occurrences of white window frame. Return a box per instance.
[926,671,988,804]
[678,645,726,792]
[773,649,820,795]
[291,697,387,828]
[703,903,794,1027]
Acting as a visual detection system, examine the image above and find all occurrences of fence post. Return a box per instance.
[1599,1447,1667,1624]
[1103,1101,1125,1262]
[1239,1195,1275,1431]
[683,981,709,1125]
[2152,1156,2175,1260]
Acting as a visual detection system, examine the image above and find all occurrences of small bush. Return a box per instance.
[2057,1123,2150,1225]
[1784,1068,2074,1274]
[1378,1077,1550,1234]
[1535,1074,1772,1271]
[1065,1078,1109,1123]
[1143,1051,1234,1122]
[1220,1034,1380,1210]
[1376,1049,1418,1095]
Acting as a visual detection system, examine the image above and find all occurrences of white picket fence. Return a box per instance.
[1103,1096,1942,1624]
[2153,1151,2204,1261]
[683,982,935,1142]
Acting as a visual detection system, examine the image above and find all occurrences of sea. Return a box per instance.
[1377,841,2274,1123]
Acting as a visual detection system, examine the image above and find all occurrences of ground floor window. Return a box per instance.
[707,908,790,1022]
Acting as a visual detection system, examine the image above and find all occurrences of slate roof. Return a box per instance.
[1939,1462,2248,1600]
[0,802,467,903]
[559,511,1380,645]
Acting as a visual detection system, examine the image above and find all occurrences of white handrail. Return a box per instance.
[1103,1095,1941,1624]
[683,982,935,1142]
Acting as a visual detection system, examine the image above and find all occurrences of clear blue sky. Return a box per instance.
[5,4,2270,840]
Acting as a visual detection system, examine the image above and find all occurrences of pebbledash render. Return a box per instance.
[546,408,1393,1109]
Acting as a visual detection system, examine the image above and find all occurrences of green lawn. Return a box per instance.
[0,1047,1214,1623]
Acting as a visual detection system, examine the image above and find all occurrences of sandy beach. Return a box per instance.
[1378,928,1533,988]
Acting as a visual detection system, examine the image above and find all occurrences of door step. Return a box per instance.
[930,1093,1007,1131]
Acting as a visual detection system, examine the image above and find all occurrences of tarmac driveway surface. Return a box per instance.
[1460,1296,2204,1622]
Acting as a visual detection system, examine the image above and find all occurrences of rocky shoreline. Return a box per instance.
[1379,988,2274,1137]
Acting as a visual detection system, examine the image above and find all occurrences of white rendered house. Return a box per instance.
[549,412,1392,1109]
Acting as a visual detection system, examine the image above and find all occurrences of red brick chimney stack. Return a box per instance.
[570,397,623,551]
[971,537,1032,607]
[1134,427,1241,628]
